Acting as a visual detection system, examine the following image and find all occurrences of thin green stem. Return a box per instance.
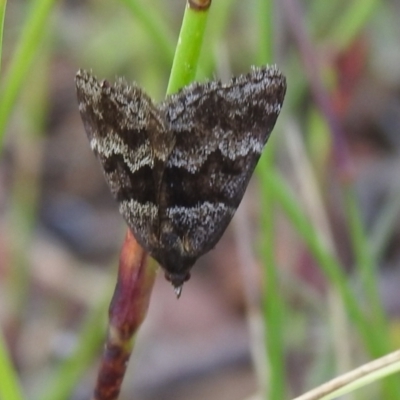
[259,166,286,400]
[0,331,24,400]
[371,194,400,265]
[263,169,387,360]
[343,185,390,347]
[0,0,7,75]
[330,0,379,51]
[256,0,286,399]
[342,186,398,400]
[0,0,56,148]
[166,3,211,95]
[258,134,288,400]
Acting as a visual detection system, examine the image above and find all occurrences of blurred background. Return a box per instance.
[1,0,400,399]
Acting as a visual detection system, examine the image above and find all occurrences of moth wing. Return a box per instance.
[75,70,162,252]
[158,66,286,257]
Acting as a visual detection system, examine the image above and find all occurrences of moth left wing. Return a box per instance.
[75,70,164,253]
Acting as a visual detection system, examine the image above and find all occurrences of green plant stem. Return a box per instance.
[272,164,400,395]
[342,183,400,396]
[166,3,211,94]
[264,169,384,358]
[330,0,379,50]
[343,185,388,332]
[0,0,55,148]
[0,0,7,75]
[293,350,400,400]
[369,188,400,263]
[259,164,286,400]
[0,332,24,400]
[256,1,286,399]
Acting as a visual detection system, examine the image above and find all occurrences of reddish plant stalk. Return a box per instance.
[92,229,156,400]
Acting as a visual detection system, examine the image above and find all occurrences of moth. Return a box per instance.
[76,66,286,294]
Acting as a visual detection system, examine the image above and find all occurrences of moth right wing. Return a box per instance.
[158,66,286,258]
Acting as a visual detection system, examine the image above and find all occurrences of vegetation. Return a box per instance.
[1,0,400,399]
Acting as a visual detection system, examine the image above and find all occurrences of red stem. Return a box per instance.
[93,229,156,400]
